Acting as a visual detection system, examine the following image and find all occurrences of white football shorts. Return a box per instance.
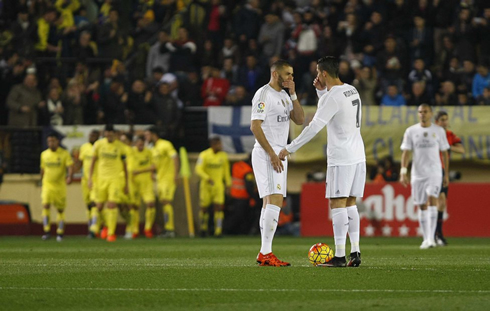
[252,147,287,198]
[411,176,442,205]
[326,162,366,198]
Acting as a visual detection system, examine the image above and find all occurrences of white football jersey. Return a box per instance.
[401,123,450,180]
[287,83,366,166]
[251,84,294,149]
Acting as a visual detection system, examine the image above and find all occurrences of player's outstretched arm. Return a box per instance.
[451,143,465,154]
[441,150,449,187]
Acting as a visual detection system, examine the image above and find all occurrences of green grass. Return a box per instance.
[0,236,489,311]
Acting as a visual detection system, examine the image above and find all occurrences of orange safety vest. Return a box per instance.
[230,161,253,199]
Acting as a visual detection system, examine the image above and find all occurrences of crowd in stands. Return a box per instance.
[1,0,490,134]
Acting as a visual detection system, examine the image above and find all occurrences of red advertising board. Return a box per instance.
[300,182,490,237]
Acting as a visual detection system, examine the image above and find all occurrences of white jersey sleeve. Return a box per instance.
[316,88,328,98]
[251,86,270,121]
[439,127,450,151]
[400,128,413,151]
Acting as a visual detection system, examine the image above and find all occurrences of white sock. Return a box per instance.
[259,204,281,255]
[418,209,430,242]
[347,205,360,253]
[331,208,348,257]
[428,206,438,241]
[259,207,265,235]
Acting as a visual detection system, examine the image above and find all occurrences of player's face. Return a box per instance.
[47,137,59,151]
[105,130,115,142]
[316,65,326,84]
[136,139,144,151]
[436,115,449,129]
[211,140,222,152]
[417,106,432,123]
[120,135,129,145]
[277,66,293,88]
[89,132,99,144]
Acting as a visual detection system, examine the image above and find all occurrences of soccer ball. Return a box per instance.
[308,243,334,266]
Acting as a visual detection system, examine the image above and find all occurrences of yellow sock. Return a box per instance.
[107,208,118,236]
[199,209,209,232]
[56,212,66,235]
[214,210,224,236]
[89,207,100,234]
[145,207,156,231]
[42,208,50,233]
[163,204,175,231]
[132,209,140,234]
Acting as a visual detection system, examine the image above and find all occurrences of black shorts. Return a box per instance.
[440,169,448,197]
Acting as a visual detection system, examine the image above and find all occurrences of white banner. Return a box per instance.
[208,107,255,154]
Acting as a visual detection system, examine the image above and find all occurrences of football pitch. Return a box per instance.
[1,236,489,311]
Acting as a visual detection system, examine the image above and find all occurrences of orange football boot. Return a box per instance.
[107,235,117,242]
[144,229,153,239]
[100,227,108,240]
[256,252,291,267]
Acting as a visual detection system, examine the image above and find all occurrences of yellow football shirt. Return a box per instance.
[93,138,127,180]
[152,139,177,181]
[132,146,153,182]
[40,147,74,185]
[79,142,97,181]
[195,148,231,187]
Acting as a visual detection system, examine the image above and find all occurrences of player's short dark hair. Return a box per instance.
[418,103,432,112]
[146,126,159,137]
[435,111,448,121]
[47,132,59,140]
[105,124,115,132]
[136,135,145,142]
[90,129,100,135]
[317,56,339,78]
[270,59,291,72]
[121,132,133,141]
[209,135,221,144]
[152,67,164,74]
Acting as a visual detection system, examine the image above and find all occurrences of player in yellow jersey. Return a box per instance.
[88,125,128,242]
[130,135,156,238]
[145,127,179,238]
[40,133,74,241]
[195,136,231,237]
[119,132,136,239]
[77,130,100,235]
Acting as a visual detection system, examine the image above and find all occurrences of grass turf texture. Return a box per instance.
[0,237,489,311]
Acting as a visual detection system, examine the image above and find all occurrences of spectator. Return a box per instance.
[318,25,342,59]
[353,66,377,106]
[146,30,170,78]
[45,87,64,125]
[34,8,60,57]
[433,0,458,56]
[0,58,26,125]
[218,37,240,67]
[97,8,125,60]
[387,0,412,40]
[10,7,37,57]
[472,63,490,98]
[408,58,433,95]
[179,71,202,107]
[299,60,320,106]
[442,57,462,86]
[361,11,387,65]
[166,27,197,74]
[7,73,45,127]
[291,8,321,79]
[62,79,85,125]
[457,92,471,106]
[435,35,458,77]
[153,82,180,140]
[381,85,406,106]
[127,79,156,124]
[435,81,458,106]
[409,15,433,66]
[201,39,218,67]
[207,0,227,50]
[476,87,490,105]
[461,60,476,94]
[201,66,230,107]
[258,12,284,63]
[338,60,355,85]
[336,13,363,60]
[233,0,262,49]
[72,31,96,61]
[237,54,262,93]
[84,81,100,125]
[132,11,158,47]
[221,57,239,87]
[224,85,250,107]
[377,36,407,91]
[101,76,127,124]
[474,7,490,64]
[407,81,432,106]
[158,69,180,106]
[452,6,476,62]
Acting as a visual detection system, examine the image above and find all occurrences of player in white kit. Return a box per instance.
[400,104,450,249]
[279,56,366,268]
[251,59,305,267]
